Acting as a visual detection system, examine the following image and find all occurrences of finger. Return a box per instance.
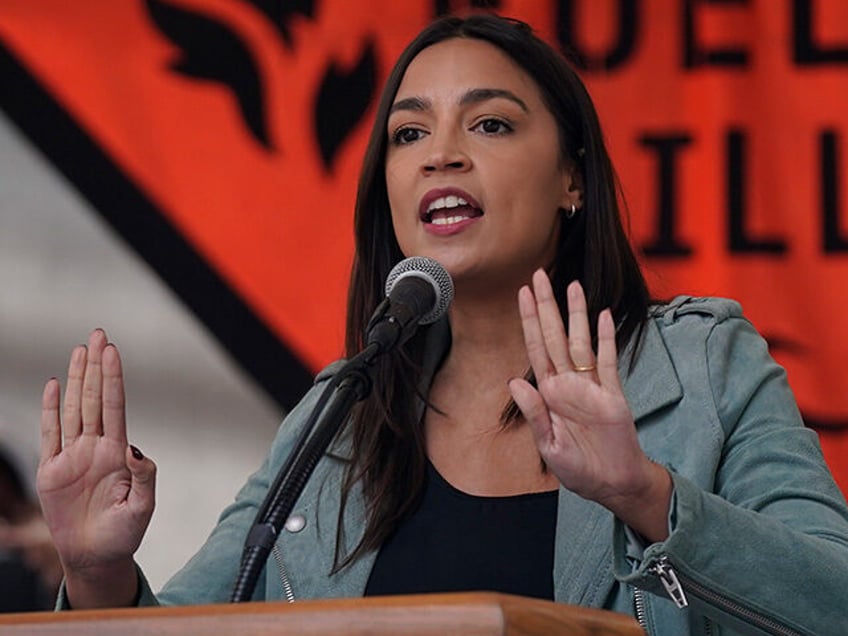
[596,309,622,391]
[40,379,62,464]
[102,344,127,444]
[126,446,156,519]
[532,269,573,374]
[62,345,87,445]
[518,284,555,381]
[81,329,107,436]
[566,281,596,375]
[508,378,554,448]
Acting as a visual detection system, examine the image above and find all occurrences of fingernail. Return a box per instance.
[130,445,144,460]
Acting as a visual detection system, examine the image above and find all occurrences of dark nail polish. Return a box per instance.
[130,445,144,460]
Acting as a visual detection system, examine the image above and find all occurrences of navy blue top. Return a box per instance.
[364,461,558,600]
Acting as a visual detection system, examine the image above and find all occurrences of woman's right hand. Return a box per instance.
[37,329,156,608]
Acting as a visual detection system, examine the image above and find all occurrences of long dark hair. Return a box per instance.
[335,14,650,569]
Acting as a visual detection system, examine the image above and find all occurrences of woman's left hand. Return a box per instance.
[508,269,672,542]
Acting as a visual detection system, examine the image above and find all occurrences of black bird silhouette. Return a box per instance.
[250,0,316,48]
[145,0,378,170]
[145,0,273,149]
[314,39,377,172]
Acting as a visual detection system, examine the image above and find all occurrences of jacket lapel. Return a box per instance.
[621,313,684,422]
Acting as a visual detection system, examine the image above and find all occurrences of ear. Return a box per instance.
[560,160,584,211]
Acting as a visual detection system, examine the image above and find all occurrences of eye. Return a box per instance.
[391,126,427,145]
[472,118,513,135]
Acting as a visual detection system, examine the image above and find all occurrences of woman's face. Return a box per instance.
[385,37,580,294]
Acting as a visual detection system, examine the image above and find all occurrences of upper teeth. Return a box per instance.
[427,195,469,213]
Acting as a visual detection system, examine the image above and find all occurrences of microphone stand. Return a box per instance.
[229,342,381,603]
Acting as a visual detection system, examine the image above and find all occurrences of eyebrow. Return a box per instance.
[389,88,529,115]
[461,88,528,111]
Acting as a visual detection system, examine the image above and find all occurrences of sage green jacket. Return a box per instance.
[127,297,848,635]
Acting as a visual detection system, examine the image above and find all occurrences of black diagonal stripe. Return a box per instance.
[802,414,848,432]
[0,40,313,412]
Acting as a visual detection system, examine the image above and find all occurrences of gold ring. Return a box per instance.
[573,364,596,372]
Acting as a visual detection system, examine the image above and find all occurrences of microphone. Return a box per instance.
[366,256,454,352]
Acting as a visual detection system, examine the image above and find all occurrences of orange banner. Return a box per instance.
[1,0,846,491]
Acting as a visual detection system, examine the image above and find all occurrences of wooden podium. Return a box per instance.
[0,592,644,635]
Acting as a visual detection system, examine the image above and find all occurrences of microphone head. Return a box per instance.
[384,256,454,324]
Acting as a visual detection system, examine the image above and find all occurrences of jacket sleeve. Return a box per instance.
[613,310,848,635]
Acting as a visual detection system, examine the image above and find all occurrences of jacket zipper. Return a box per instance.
[650,555,688,608]
[271,544,296,602]
[634,587,716,636]
[646,556,805,636]
[633,586,650,633]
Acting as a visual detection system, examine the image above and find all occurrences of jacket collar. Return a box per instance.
[621,314,683,423]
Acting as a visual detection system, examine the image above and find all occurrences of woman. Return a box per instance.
[36,14,848,635]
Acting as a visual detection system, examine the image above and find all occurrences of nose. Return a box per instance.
[421,129,471,174]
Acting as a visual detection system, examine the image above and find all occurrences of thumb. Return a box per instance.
[125,445,156,517]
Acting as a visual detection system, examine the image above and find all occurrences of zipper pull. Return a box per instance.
[649,556,689,609]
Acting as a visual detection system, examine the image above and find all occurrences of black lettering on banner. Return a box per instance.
[432,0,502,17]
[727,129,787,254]
[683,0,749,68]
[555,0,639,71]
[794,0,848,64]
[639,134,694,257]
[821,130,848,252]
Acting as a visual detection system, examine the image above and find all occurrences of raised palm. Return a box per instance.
[37,330,155,578]
[508,270,672,542]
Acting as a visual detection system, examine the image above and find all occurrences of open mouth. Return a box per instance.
[420,195,484,225]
